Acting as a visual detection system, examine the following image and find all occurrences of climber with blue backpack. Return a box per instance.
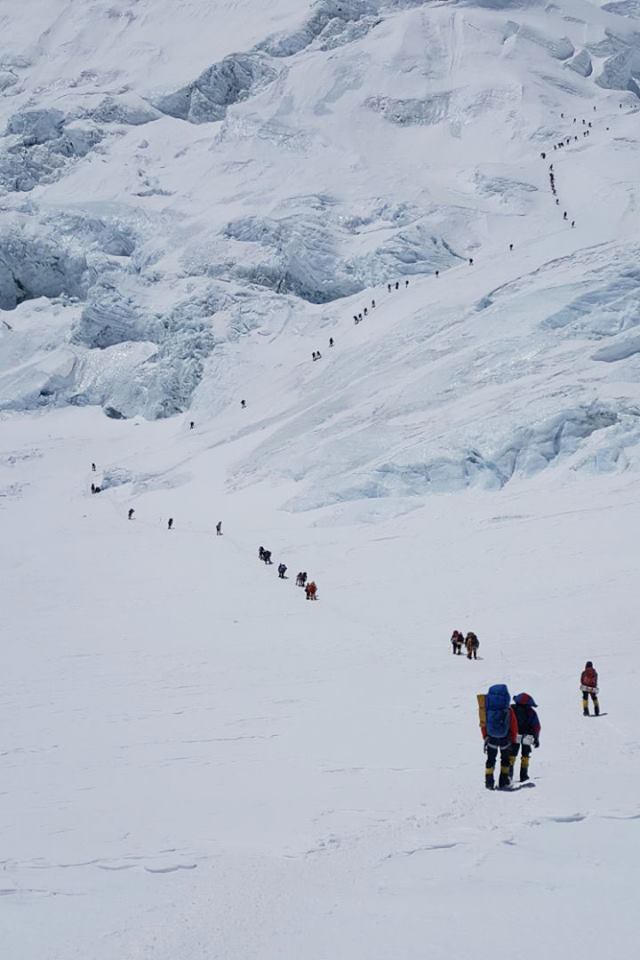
[477,684,518,790]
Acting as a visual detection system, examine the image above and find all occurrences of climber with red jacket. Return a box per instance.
[511,693,541,782]
[580,661,600,716]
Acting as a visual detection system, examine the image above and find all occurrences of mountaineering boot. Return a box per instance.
[520,757,530,782]
[583,708,589,717]
[583,696,589,717]
[594,700,600,717]
[485,767,495,790]
[498,764,512,789]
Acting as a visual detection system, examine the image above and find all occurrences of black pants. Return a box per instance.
[486,743,513,787]
[582,690,599,714]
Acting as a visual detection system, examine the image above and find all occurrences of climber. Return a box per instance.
[241,399,246,408]
[511,693,541,782]
[329,337,334,347]
[306,580,318,600]
[168,518,173,530]
[580,661,600,716]
[277,562,287,579]
[478,684,518,790]
[128,508,134,520]
[190,421,194,430]
[465,631,480,660]
[216,521,222,536]
[91,462,96,472]
[371,299,376,309]
[450,630,464,655]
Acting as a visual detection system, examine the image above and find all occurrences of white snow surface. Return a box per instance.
[1,1,640,958]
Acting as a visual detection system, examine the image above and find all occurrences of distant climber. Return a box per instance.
[450,630,464,655]
[465,631,479,660]
[563,211,568,220]
[90,483,96,494]
[469,257,474,266]
[168,518,174,530]
[580,661,600,716]
[216,521,222,536]
[305,580,318,600]
[258,546,265,561]
[509,243,513,252]
[395,281,399,290]
[263,549,273,565]
[316,350,322,360]
[405,279,409,288]
[353,314,359,323]
[241,400,246,409]
[358,312,363,322]
[435,270,439,278]
[91,462,96,473]
[296,571,307,587]
[387,284,392,293]
[363,307,368,317]
[329,337,334,347]
[278,563,287,579]
[190,421,195,430]
[540,152,546,159]
[571,220,575,228]
[511,693,541,782]
[478,683,518,790]
[371,299,376,309]
[128,508,134,520]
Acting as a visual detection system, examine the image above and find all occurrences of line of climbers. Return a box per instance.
[258,547,318,599]
[124,505,222,536]
[478,661,601,791]
[450,629,479,659]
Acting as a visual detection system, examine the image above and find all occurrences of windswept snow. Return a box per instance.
[1,1,640,959]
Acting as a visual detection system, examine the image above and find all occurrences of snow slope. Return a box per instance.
[1,1,640,958]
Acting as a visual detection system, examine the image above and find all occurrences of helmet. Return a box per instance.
[585,661,593,668]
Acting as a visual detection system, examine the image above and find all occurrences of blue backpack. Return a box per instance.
[485,684,511,739]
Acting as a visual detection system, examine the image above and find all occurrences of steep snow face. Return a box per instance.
[3,5,640,960]
[1,0,640,487]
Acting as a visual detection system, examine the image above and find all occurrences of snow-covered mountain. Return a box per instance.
[1,3,639,958]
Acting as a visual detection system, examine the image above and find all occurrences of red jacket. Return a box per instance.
[481,707,518,744]
[581,667,598,689]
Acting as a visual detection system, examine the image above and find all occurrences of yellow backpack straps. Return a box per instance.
[477,693,487,729]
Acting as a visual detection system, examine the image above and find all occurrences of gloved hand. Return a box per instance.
[533,737,540,749]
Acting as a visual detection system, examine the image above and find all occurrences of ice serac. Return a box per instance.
[0,221,88,309]
[154,54,277,123]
